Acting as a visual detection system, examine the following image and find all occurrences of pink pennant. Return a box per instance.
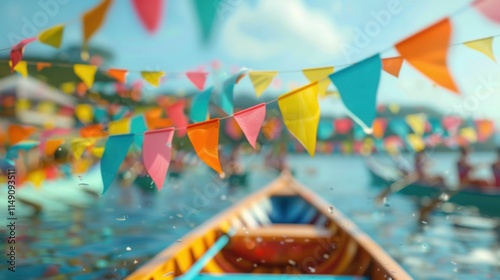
[335,118,353,134]
[143,127,175,191]
[132,0,164,33]
[10,37,36,70]
[186,71,208,91]
[165,100,188,137]
[233,103,266,149]
[473,0,500,23]
[442,116,462,135]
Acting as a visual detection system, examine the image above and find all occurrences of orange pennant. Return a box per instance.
[395,19,458,93]
[187,119,223,174]
[36,62,52,71]
[107,68,128,83]
[8,124,36,145]
[382,57,403,77]
[44,139,64,156]
[80,124,106,138]
[82,0,113,43]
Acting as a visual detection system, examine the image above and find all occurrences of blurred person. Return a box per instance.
[414,148,444,185]
[456,146,488,188]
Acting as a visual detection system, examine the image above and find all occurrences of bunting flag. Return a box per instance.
[80,124,106,138]
[407,134,425,152]
[190,86,212,122]
[389,118,410,138]
[353,124,366,140]
[395,19,458,93]
[143,127,174,191]
[27,170,45,188]
[107,68,128,83]
[442,116,462,135]
[71,138,97,160]
[38,25,64,48]
[475,119,494,142]
[464,37,496,62]
[460,127,478,143]
[233,103,266,148]
[91,147,105,158]
[7,140,39,159]
[165,100,188,137]
[372,118,388,138]
[248,71,278,97]
[224,117,243,140]
[74,64,97,88]
[100,134,134,194]
[302,67,334,98]
[405,114,427,136]
[382,57,404,77]
[220,71,246,115]
[36,62,52,71]
[75,104,94,124]
[132,0,163,33]
[131,115,148,147]
[388,103,400,114]
[8,125,36,145]
[278,82,320,157]
[317,120,334,140]
[329,55,381,133]
[10,37,36,71]
[191,0,221,43]
[108,118,131,135]
[186,71,208,90]
[473,0,500,23]
[10,60,28,78]
[82,0,113,44]
[187,119,223,174]
[44,139,64,156]
[141,71,164,87]
[334,118,353,134]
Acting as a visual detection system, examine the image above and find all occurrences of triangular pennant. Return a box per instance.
[27,170,45,188]
[248,71,278,97]
[329,55,381,133]
[334,118,353,135]
[10,60,28,78]
[100,134,135,194]
[80,124,106,138]
[219,71,246,115]
[464,37,496,62]
[44,139,64,156]
[460,127,477,143]
[382,57,404,77]
[372,118,388,139]
[132,0,163,33]
[233,103,266,149]
[75,104,94,124]
[405,114,426,136]
[141,71,164,87]
[91,146,105,158]
[442,116,462,135]
[473,0,500,23]
[108,118,131,135]
[71,138,97,160]
[38,24,64,48]
[82,0,113,44]
[317,120,334,140]
[186,71,208,91]
[395,19,458,93]
[74,64,97,88]
[10,37,36,71]
[131,115,148,147]
[8,124,36,145]
[278,82,320,157]
[302,67,334,98]
[190,87,213,122]
[191,0,221,43]
[407,134,425,152]
[107,68,128,83]
[187,119,223,174]
[36,62,52,71]
[389,118,410,138]
[165,100,188,137]
[143,127,175,191]
[475,119,494,142]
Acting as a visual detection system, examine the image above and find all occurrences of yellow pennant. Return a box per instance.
[71,137,97,160]
[91,146,105,158]
[75,104,94,124]
[406,114,426,136]
[388,103,400,114]
[460,127,477,143]
[16,98,30,111]
[38,25,64,48]
[464,37,495,62]
[278,82,320,157]
[74,64,97,88]
[407,134,425,152]
[9,60,28,77]
[27,169,45,188]
[60,82,76,94]
[248,71,277,97]
[302,67,334,98]
[141,71,164,87]
[108,118,130,135]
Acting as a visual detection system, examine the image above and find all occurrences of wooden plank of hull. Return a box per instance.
[126,172,412,280]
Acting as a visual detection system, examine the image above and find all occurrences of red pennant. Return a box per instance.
[10,37,36,71]
[186,71,208,91]
[233,103,266,149]
[132,0,164,33]
[334,118,353,134]
[165,100,188,137]
[382,57,404,77]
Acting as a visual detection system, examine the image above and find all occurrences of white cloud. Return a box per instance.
[220,0,350,63]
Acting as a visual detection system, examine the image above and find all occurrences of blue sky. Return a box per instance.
[1,0,500,123]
